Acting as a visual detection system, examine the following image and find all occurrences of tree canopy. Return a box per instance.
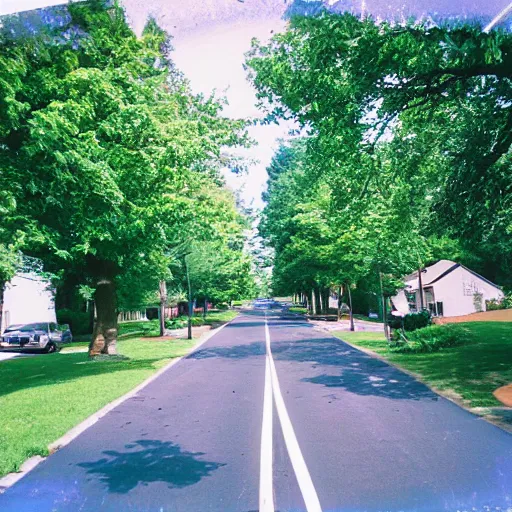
[246,11,512,318]
[0,0,256,355]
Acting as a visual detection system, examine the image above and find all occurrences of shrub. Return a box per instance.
[473,292,483,312]
[391,324,470,353]
[387,314,403,330]
[56,309,91,335]
[486,294,512,311]
[165,317,187,330]
[387,310,431,332]
[118,320,159,337]
[403,310,431,331]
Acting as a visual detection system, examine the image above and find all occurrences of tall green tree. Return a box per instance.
[0,1,249,356]
[247,11,511,304]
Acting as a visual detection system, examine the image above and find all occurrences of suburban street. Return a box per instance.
[0,311,511,512]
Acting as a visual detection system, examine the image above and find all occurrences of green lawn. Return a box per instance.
[0,337,195,477]
[196,309,239,326]
[334,322,512,410]
[288,307,308,314]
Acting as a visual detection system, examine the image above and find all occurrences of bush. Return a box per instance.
[486,294,512,311]
[387,310,431,332]
[403,310,431,331]
[165,317,187,330]
[391,324,470,353]
[56,309,91,335]
[118,320,159,337]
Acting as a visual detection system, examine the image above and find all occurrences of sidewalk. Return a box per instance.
[309,318,385,333]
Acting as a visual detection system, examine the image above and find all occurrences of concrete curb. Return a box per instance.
[0,318,236,493]
[322,326,512,434]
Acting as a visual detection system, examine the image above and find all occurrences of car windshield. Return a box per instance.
[5,323,48,333]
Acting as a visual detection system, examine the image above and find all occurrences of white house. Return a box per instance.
[391,260,504,318]
[0,273,57,334]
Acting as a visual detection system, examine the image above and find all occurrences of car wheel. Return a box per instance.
[45,342,57,354]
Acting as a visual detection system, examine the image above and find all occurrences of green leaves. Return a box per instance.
[249,11,512,294]
[0,0,253,308]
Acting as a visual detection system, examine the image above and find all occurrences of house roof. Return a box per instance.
[405,260,501,291]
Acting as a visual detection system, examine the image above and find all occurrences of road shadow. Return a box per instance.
[272,337,437,401]
[188,341,265,360]
[302,367,437,400]
[78,439,225,493]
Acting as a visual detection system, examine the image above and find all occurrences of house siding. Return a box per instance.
[1,273,57,334]
[431,266,503,317]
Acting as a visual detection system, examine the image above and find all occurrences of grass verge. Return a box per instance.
[0,337,195,477]
[288,307,308,314]
[353,314,383,324]
[333,322,512,412]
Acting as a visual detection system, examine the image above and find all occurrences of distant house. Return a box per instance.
[1,273,57,334]
[391,260,504,318]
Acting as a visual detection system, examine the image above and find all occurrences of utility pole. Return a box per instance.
[185,255,192,340]
[159,280,167,337]
[417,267,425,311]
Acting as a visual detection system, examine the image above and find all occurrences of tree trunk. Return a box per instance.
[383,296,390,341]
[316,287,322,315]
[324,288,330,314]
[203,297,207,319]
[337,285,343,321]
[320,288,327,314]
[379,271,390,342]
[88,273,118,357]
[347,284,355,332]
[159,280,167,337]
[311,288,317,315]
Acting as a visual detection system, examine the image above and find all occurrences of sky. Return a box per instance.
[2,0,511,208]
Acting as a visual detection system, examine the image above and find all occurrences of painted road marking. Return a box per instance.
[259,353,274,512]
[264,314,323,512]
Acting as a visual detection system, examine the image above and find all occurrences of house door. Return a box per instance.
[424,288,436,315]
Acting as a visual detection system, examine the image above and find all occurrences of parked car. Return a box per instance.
[253,299,270,309]
[0,322,72,353]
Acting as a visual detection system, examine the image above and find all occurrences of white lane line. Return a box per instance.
[259,353,274,512]
[264,314,323,512]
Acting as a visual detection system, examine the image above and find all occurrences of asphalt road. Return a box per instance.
[1,311,511,512]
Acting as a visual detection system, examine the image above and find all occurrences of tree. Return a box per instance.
[247,11,512,325]
[0,1,249,356]
[248,12,512,278]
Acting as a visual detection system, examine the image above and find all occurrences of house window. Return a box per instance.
[463,281,479,296]
[405,291,417,312]
[436,302,444,317]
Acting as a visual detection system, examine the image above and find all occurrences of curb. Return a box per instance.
[0,317,236,493]
[323,326,512,434]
